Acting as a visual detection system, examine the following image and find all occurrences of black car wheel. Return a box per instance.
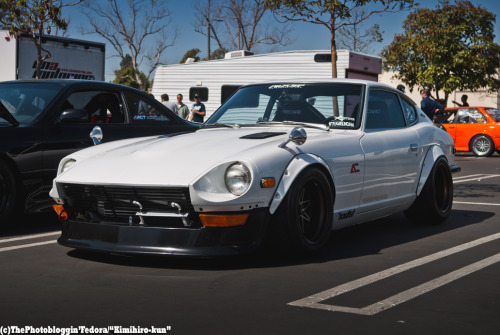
[274,167,333,255]
[404,157,453,225]
[0,161,20,224]
[470,134,494,157]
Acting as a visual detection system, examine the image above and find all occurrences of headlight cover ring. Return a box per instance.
[224,162,252,196]
[61,159,76,174]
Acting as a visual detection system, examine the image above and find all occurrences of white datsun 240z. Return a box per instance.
[50,79,460,256]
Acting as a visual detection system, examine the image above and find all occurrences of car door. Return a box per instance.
[359,89,421,214]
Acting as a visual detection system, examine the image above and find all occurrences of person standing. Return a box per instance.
[452,94,469,107]
[161,94,178,114]
[176,94,190,120]
[190,94,206,123]
[420,89,444,120]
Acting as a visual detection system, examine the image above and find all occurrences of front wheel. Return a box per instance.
[405,157,453,224]
[273,167,334,255]
[470,135,494,157]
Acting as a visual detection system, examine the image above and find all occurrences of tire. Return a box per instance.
[0,161,21,224]
[273,167,334,255]
[404,157,453,225]
[470,135,494,157]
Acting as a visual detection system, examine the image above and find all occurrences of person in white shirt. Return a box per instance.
[161,94,178,114]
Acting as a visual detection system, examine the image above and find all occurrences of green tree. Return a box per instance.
[0,0,82,79]
[202,48,228,61]
[263,0,415,78]
[180,48,201,63]
[382,0,500,102]
[113,54,150,90]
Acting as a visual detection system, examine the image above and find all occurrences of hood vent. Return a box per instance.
[240,132,286,139]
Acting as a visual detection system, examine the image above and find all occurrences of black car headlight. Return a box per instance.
[224,162,251,196]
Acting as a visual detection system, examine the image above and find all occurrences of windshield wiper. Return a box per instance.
[256,120,329,131]
[0,101,19,127]
[203,122,241,129]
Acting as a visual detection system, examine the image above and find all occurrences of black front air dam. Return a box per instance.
[58,208,270,257]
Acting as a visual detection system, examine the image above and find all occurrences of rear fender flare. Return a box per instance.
[417,145,447,196]
[269,153,333,214]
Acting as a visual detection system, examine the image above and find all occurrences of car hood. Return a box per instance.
[55,127,302,186]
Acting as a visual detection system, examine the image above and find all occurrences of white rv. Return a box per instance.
[151,49,382,119]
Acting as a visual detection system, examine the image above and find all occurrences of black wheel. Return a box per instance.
[273,167,333,255]
[470,135,494,157]
[405,157,453,225]
[0,160,21,224]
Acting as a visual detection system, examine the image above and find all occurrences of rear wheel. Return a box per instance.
[0,161,21,224]
[273,167,333,255]
[470,135,494,157]
[405,157,453,224]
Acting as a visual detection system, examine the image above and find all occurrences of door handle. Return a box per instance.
[448,126,455,129]
[410,143,419,152]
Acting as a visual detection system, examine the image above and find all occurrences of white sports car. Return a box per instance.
[50,79,460,256]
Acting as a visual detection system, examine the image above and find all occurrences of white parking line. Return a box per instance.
[0,240,57,253]
[0,231,60,244]
[454,201,500,207]
[453,174,500,183]
[288,232,500,315]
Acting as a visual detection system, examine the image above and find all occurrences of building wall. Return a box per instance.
[379,71,500,109]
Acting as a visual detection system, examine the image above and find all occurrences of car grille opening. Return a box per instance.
[60,183,198,228]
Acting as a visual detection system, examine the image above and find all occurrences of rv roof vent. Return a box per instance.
[184,57,196,64]
[224,50,254,59]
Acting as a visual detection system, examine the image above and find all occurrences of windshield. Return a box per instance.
[485,108,500,122]
[206,83,364,129]
[0,83,63,125]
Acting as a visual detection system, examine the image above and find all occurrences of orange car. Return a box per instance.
[438,107,500,156]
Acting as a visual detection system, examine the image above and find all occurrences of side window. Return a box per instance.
[124,91,171,122]
[400,98,418,125]
[63,90,125,124]
[366,90,406,129]
[455,108,486,124]
[189,87,208,102]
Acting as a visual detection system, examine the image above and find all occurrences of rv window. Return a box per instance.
[221,85,241,104]
[314,54,332,62]
[189,87,208,102]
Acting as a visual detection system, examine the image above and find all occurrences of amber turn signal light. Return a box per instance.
[199,214,249,227]
[260,177,275,188]
[52,204,68,222]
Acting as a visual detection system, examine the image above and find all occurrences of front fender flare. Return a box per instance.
[417,145,447,196]
[269,153,333,214]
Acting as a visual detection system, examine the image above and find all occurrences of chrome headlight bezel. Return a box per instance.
[224,162,252,196]
[60,159,76,174]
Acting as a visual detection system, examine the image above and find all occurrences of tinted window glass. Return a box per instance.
[0,83,62,124]
[366,90,406,129]
[221,85,241,104]
[124,91,171,122]
[63,91,124,124]
[485,108,500,122]
[189,87,208,102]
[456,108,486,124]
[400,98,418,125]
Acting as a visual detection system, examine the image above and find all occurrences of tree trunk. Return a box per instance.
[330,9,337,79]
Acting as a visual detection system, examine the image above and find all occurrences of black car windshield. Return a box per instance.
[206,83,364,129]
[0,82,63,125]
[485,108,500,122]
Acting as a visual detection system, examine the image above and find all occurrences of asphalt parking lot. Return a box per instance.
[1,152,499,335]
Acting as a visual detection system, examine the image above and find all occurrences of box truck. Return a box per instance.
[0,30,105,82]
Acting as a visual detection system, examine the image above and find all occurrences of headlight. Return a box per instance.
[225,162,251,196]
[61,159,76,174]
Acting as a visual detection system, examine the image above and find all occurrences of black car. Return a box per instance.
[0,80,199,223]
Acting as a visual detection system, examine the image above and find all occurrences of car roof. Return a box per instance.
[241,78,396,90]
[0,79,145,93]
